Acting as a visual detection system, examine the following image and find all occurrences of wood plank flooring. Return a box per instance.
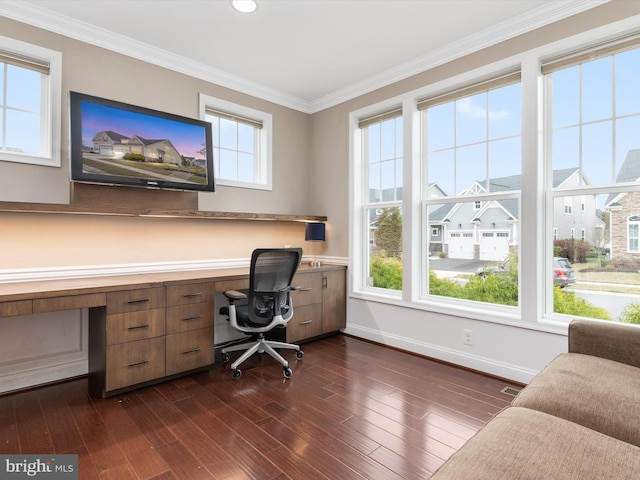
[0,335,521,479]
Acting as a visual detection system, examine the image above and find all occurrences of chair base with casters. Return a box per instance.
[219,248,305,379]
[221,332,303,379]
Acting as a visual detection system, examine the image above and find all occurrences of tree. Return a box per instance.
[374,207,402,257]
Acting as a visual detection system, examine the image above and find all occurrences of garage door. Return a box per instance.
[479,231,510,261]
[448,232,474,259]
[99,146,113,156]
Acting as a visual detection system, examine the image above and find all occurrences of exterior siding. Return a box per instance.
[610,192,640,260]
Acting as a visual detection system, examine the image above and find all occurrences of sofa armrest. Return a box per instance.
[569,319,640,368]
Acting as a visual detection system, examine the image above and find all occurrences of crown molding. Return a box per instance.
[310,0,612,112]
[0,0,311,113]
[0,0,610,114]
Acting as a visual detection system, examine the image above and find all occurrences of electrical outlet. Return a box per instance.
[463,329,474,346]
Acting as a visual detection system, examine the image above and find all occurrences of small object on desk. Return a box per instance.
[305,222,326,267]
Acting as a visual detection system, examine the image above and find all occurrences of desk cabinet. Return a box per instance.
[89,283,215,397]
[271,266,346,343]
[165,282,214,376]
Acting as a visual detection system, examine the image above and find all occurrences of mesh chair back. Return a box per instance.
[248,248,302,324]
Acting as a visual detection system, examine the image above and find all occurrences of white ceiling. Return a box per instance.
[2,0,607,112]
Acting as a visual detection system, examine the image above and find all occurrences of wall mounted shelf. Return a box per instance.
[0,183,327,223]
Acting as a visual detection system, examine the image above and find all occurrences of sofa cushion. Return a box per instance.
[513,352,640,447]
[430,406,640,480]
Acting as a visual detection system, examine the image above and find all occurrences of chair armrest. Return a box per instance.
[291,285,312,291]
[223,290,247,301]
[569,319,640,368]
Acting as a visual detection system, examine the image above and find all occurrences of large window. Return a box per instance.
[422,74,521,308]
[546,36,640,323]
[351,24,640,327]
[200,94,272,190]
[0,36,61,167]
[360,109,403,291]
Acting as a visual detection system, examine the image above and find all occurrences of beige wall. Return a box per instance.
[0,16,317,270]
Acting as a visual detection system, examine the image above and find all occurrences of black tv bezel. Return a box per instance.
[69,91,215,193]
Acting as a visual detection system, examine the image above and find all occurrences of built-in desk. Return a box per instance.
[0,264,346,397]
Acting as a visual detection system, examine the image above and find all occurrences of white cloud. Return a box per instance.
[456,97,511,121]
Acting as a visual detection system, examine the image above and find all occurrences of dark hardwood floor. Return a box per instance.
[0,335,521,479]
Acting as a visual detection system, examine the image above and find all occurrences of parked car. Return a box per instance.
[554,256,576,287]
[476,256,576,287]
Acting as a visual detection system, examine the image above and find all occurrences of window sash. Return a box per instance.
[541,32,640,74]
[358,107,402,129]
[417,70,520,110]
[0,49,49,74]
[205,107,263,129]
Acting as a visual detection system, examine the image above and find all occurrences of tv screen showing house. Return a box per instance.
[69,91,215,192]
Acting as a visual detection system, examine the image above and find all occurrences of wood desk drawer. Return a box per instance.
[107,287,165,314]
[106,308,166,345]
[0,300,33,317]
[33,293,106,314]
[166,327,214,376]
[166,302,213,334]
[106,337,165,391]
[166,282,213,306]
[291,272,323,306]
[286,303,323,343]
[214,279,249,294]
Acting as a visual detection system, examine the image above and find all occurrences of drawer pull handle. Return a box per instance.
[298,287,313,291]
[183,292,203,298]
[127,360,149,367]
[182,315,202,321]
[300,320,313,325]
[127,298,150,304]
[127,324,149,330]
[182,347,201,354]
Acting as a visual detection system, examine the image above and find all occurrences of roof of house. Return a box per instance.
[429,168,578,222]
[605,149,640,207]
[94,130,130,142]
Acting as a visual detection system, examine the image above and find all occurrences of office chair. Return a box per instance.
[219,248,304,379]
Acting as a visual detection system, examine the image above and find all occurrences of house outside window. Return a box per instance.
[200,94,272,190]
[0,36,61,167]
[423,73,521,307]
[546,35,640,321]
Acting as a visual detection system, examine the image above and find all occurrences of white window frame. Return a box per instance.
[564,197,572,214]
[350,15,640,329]
[199,94,272,190]
[628,218,640,253]
[0,35,61,167]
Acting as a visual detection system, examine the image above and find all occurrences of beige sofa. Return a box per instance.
[430,319,640,480]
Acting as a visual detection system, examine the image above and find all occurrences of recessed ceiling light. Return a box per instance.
[232,0,257,13]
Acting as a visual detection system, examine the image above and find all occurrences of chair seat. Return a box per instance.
[219,304,290,328]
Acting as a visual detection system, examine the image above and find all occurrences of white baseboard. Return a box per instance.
[343,324,538,384]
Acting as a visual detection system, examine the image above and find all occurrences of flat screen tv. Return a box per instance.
[69,91,215,192]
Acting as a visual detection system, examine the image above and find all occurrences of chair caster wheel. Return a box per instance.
[222,352,230,363]
[232,369,242,379]
[283,367,293,378]
[296,350,304,359]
